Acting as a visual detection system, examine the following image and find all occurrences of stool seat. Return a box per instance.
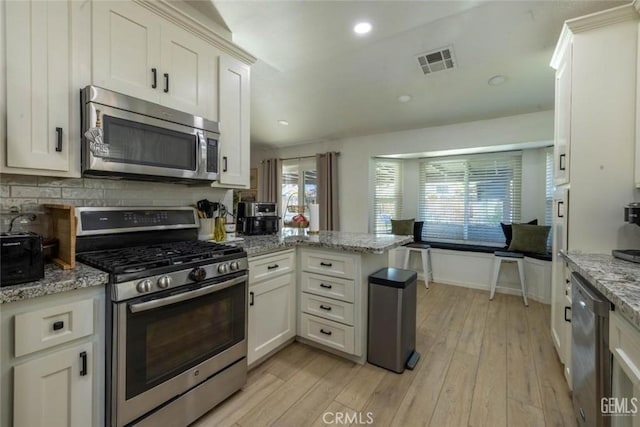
[490,251,528,306]
[494,250,524,258]
[401,245,431,289]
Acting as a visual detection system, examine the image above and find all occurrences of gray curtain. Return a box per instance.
[259,158,281,203]
[316,152,339,230]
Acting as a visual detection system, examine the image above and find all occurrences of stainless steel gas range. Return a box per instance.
[75,207,248,427]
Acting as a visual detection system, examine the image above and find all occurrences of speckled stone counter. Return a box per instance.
[232,230,413,257]
[562,251,640,330]
[0,263,108,304]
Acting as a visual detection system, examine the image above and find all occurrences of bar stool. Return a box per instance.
[402,243,431,289]
[490,250,527,306]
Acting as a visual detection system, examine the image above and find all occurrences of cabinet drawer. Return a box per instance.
[15,298,94,357]
[610,311,640,384]
[300,313,355,355]
[301,272,355,303]
[301,292,355,326]
[249,250,295,283]
[301,251,355,279]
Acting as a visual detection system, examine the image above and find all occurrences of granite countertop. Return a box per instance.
[562,251,640,330]
[0,263,109,305]
[231,230,413,257]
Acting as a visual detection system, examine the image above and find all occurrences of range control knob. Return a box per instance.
[136,279,152,293]
[230,261,239,271]
[157,275,172,289]
[189,267,207,282]
[217,263,229,274]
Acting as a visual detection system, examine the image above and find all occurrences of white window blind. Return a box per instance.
[418,152,522,243]
[373,160,403,233]
[545,149,555,226]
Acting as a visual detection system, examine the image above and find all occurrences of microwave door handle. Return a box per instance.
[129,274,247,313]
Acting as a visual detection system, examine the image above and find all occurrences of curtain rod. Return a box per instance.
[261,152,341,162]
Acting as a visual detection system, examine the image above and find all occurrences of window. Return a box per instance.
[281,159,317,227]
[418,152,522,244]
[372,159,403,233]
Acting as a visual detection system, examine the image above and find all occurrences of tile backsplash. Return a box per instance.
[0,173,232,232]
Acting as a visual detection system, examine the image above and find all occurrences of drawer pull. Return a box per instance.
[320,329,332,336]
[320,283,332,289]
[151,68,157,88]
[52,321,64,331]
[319,304,332,311]
[267,264,279,270]
[164,73,169,93]
[249,291,254,306]
[79,351,88,376]
[564,306,571,323]
[320,262,333,267]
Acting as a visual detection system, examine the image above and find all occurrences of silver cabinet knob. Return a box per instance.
[157,275,172,289]
[136,279,152,293]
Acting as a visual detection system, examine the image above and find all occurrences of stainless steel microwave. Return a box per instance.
[80,85,219,183]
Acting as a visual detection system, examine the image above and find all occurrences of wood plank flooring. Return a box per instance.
[192,282,576,427]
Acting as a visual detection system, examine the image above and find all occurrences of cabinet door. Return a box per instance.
[5,0,71,171]
[159,24,217,120]
[550,187,569,361]
[247,273,295,365]
[218,55,250,187]
[14,342,93,427]
[554,42,572,185]
[92,1,161,102]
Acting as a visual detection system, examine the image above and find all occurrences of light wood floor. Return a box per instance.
[193,282,577,427]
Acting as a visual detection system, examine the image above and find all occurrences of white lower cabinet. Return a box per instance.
[609,311,640,426]
[0,287,105,427]
[247,250,296,366]
[14,342,93,427]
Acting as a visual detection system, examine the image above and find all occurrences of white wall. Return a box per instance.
[252,110,554,232]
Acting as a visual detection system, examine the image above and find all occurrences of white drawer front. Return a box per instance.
[249,250,295,283]
[15,298,95,357]
[300,313,355,355]
[301,272,355,303]
[301,292,355,325]
[301,251,355,279]
[610,311,640,384]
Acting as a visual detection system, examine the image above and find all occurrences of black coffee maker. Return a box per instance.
[612,203,640,263]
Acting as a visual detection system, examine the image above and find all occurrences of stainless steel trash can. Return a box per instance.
[368,267,420,373]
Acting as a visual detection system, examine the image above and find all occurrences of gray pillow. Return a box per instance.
[391,219,414,235]
[508,224,551,254]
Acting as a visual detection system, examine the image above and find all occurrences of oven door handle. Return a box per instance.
[129,274,247,313]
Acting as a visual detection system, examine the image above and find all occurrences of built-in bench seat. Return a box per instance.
[390,241,552,303]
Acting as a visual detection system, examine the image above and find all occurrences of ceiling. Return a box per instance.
[211,0,625,147]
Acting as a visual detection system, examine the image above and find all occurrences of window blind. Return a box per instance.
[373,160,403,233]
[545,149,555,226]
[418,152,522,243]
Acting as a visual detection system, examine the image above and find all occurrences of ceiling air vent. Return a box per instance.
[416,46,455,75]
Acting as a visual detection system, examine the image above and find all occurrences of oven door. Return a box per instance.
[83,102,219,182]
[113,273,247,426]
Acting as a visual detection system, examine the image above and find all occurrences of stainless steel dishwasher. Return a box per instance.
[571,272,612,427]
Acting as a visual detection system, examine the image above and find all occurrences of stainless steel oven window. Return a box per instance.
[103,115,197,171]
[122,277,246,400]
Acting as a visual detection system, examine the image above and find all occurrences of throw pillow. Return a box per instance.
[500,219,538,246]
[413,221,424,242]
[391,219,414,236]
[508,224,551,254]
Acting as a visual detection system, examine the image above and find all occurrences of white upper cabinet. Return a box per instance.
[92,1,161,103]
[5,0,74,173]
[92,1,218,120]
[217,55,251,187]
[552,40,572,186]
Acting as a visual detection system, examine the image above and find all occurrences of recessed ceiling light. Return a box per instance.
[278,120,289,126]
[398,95,412,103]
[353,22,372,35]
[488,75,507,86]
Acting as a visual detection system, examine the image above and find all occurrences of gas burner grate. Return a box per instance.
[77,240,244,274]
